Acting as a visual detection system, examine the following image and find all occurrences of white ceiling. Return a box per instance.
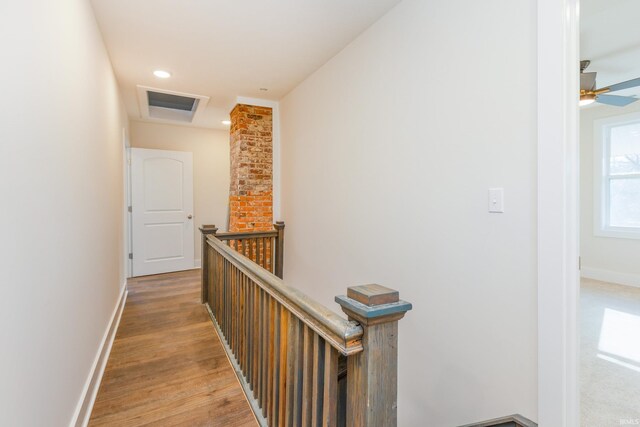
[581,0,640,99]
[90,0,401,129]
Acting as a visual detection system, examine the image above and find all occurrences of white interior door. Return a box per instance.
[131,148,194,276]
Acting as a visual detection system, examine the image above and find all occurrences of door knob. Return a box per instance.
[187,214,193,219]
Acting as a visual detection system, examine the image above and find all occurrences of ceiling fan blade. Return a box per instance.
[596,94,639,107]
[581,72,596,90]
[602,77,640,93]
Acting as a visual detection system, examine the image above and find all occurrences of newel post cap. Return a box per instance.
[200,224,218,234]
[336,284,412,324]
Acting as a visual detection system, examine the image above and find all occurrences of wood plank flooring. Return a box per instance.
[89,269,258,427]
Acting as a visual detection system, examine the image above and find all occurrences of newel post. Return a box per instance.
[199,224,218,303]
[273,221,285,279]
[335,284,412,427]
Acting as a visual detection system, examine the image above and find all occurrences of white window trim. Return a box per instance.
[593,111,640,239]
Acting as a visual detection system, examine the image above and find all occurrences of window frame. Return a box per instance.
[593,111,640,239]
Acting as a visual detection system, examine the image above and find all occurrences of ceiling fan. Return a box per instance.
[580,60,640,107]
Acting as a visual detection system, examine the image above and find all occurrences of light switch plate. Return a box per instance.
[488,188,504,213]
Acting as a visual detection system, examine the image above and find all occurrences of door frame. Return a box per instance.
[123,128,132,279]
[537,0,580,425]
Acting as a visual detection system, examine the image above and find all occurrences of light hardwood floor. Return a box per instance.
[89,269,258,427]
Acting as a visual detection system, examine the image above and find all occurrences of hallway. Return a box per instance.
[89,270,258,426]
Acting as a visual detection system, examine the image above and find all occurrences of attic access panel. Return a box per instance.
[147,91,197,111]
[136,85,210,124]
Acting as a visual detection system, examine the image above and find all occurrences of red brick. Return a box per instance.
[229,104,273,232]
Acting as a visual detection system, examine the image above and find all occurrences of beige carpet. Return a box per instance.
[581,278,640,426]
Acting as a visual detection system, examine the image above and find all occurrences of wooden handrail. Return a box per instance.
[206,234,363,355]
[215,230,278,240]
[200,223,411,427]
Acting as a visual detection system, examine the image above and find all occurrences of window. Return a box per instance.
[594,112,640,239]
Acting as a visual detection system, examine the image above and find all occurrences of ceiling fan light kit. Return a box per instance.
[579,60,640,107]
[579,93,596,106]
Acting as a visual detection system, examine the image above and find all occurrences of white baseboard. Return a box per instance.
[581,267,640,288]
[194,258,201,268]
[70,283,128,427]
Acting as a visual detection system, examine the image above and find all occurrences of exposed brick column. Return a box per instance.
[229,104,273,232]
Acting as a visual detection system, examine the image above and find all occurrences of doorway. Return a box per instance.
[579,2,640,421]
[130,148,195,276]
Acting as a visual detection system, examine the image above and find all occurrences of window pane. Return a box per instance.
[609,178,640,227]
[610,122,640,174]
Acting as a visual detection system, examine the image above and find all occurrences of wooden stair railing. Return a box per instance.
[200,223,412,427]
[201,222,285,278]
[458,414,537,427]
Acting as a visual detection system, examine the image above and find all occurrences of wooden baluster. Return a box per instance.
[235,269,239,354]
[213,252,218,317]
[227,262,232,340]
[264,237,268,268]
[261,291,268,416]
[239,275,245,371]
[221,259,226,334]
[301,326,314,427]
[229,263,233,340]
[237,270,241,355]
[256,290,268,406]
[291,322,305,427]
[232,268,237,354]
[236,270,241,357]
[322,342,339,427]
[278,307,289,425]
[265,238,270,272]
[245,278,251,377]
[311,335,324,427]
[260,288,265,403]
[217,254,223,321]
[237,274,242,368]
[255,288,261,403]
[247,284,253,392]
[224,260,228,334]
[274,221,285,279]
[252,284,259,397]
[335,284,412,427]
[199,225,218,303]
[248,278,253,377]
[285,317,297,426]
[255,238,260,267]
[257,237,264,267]
[269,299,279,426]
[209,249,215,308]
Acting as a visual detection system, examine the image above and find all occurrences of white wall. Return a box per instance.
[279,0,537,425]
[130,121,231,262]
[0,0,128,425]
[580,103,640,286]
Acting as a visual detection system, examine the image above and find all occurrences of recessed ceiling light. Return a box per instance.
[153,70,172,79]
[221,120,231,125]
